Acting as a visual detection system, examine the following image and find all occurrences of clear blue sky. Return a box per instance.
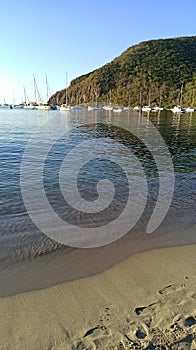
[0,0,195,104]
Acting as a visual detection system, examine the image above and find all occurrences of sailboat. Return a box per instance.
[12,92,24,109]
[20,87,31,109]
[170,84,185,113]
[113,107,124,113]
[134,91,142,111]
[103,90,113,110]
[87,87,101,110]
[2,97,11,109]
[60,103,71,111]
[124,96,133,111]
[152,89,164,111]
[185,106,195,112]
[185,90,195,112]
[36,74,54,110]
[142,90,151,112]
[23,77,39,109]
[60,73,71,111]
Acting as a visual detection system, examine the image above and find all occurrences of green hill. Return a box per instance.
[49,36,196,108]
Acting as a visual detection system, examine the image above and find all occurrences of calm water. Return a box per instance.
[0,107,195,264]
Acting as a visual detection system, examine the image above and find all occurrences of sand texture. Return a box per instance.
[0,245,195,349]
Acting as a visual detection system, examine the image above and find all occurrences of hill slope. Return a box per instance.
[49,36,196,107]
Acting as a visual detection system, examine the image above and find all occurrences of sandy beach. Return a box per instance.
[0,244,195,350]
[0,107,195,349]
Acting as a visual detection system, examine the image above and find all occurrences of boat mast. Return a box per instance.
[45,73,49,101]
[33,75,42,103]
[139,91,142,107]
[12,93,15,106]
[179,83,183,108]
[148,89,151,107]
[96,87,98,107]
[65,72,68,105]
[23,86,29,104]
[109,90,112,105]
[128,95,130,107]
[191,90,195,107]
[33,75,37,102]
[159,88,162,107]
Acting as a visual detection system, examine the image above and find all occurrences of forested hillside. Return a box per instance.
[49,36,196,107]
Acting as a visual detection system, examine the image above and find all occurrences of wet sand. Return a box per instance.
[0,207,195,298]
[0,244,195,349]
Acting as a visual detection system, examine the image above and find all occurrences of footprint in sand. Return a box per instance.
[134,302,157,315]
[123,319,150,349]
[83,325,110,339]
[131,282,196,350]
[78,323,112,350]
[99,306,112,323]
[134,284,188,317]
[74,339,96,350]
[184,315,196,327]
[150,327,169,347]
[158,283,185,295]
[73,320,112,350]
[135,329,147,339]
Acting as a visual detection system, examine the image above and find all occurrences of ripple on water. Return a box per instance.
[0,109,195,262]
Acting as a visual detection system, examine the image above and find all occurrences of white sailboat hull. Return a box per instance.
[185,107,195,112]
[60,104,71,111]
[103,105,113,111]
[36,104,53,110]
[170,105,185,113]
[142,106,151,112]
[113,108,124,113]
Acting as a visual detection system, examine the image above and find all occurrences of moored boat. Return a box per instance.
[113,107,124,113]
[103,90,113,110]
[185,107,195,112]
[142,90,151,112]
[133,105,142,111]
[142,106,151,112]
[170,105,185,113]
[23,102,38,109]
[171,84,184,113]
[71,105,84,110]
[36,103,53,110]
[59,73,71,111]
[103,105,113,111]
[87,105,102,111]
[152,106,164,111]
[60,104,71,111]
[13,103,25,109]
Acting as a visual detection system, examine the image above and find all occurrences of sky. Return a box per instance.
[0,0,195,104]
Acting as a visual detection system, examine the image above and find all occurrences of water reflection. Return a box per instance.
[0,109,195,264]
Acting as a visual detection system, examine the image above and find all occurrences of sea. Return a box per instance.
[0,107,195,294]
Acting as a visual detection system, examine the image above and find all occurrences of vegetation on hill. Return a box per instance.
[49,36,196,108]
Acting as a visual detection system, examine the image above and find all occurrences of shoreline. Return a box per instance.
[0,244,195,349]
[0,216,195,297]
